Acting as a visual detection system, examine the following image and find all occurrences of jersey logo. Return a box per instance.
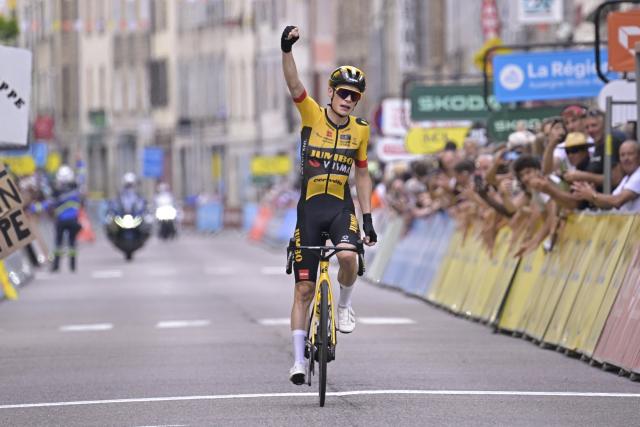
[308,159,321,168]
[355,118,369,126]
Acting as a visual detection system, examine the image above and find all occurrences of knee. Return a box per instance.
[294,283,314,304]
[337,251,357,270]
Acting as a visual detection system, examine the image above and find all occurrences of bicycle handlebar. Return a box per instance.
[285,238,365,277]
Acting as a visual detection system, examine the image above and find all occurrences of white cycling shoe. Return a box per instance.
[337,305,356,333]
[289,361,307,385]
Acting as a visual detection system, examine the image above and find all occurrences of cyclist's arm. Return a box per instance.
[282,41,305,99]
[355,166,372,215]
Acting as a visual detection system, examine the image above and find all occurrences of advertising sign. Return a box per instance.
[375,137,419,162]
[404,127,469,155]
[493,49,611,102]
[487,107,563,141]
[607,10,640,72]
[410,84,501,121]
[517,0,563,24]
[142,147,164,178]
[251,155,292,176]
[0,164,35,259]
[381,98,410,137]
[0,46,32,147]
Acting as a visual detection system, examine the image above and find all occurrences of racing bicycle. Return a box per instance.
[286,233,365,407]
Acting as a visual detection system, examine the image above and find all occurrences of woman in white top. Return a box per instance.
[572,140,640,212]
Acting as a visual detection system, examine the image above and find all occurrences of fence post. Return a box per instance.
[604,96,613,195]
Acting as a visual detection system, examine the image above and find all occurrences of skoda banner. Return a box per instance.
[410,84,501,122]
[493,49,613,102]
[487,107,562,141]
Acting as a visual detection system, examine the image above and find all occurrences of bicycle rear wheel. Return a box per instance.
[318,280,329,407]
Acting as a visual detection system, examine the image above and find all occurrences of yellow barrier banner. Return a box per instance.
[366,216,404,283]
[582,216,640,357]
[461,237,493,318]
[523,216,584,341]
[426,231,462,305]
[497,244,546,332]
[560,215,634,353]
[448,232,484,313]
[544,216,603,347]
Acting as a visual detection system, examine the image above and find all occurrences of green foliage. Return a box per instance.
[0,15,19,42]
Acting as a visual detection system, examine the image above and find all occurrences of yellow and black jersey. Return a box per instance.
[294,90,369,202]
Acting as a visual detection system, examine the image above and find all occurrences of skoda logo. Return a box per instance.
[499,64,525,91]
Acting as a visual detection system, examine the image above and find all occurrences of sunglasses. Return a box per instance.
[565,146,588,154]
[336,88,361,102]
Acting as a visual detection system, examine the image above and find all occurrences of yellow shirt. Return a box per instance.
[294,91,369,201]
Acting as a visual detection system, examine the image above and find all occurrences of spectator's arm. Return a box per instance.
[531,177,580,210]
[572,181,638,209]
[542,138,561,176]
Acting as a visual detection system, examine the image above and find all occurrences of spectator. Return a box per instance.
[561,105,587,134]
[562,109,625,190]
[511,155,559,257]
[572,140,640,212]
[536,132,594,210]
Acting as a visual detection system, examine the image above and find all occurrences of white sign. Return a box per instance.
[375,137,419,162]
[597,80,638,125]
[381,98,410,137]
[0,46,32,147]
[517,0,563,24]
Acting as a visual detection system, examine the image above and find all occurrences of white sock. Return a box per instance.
[292,330,306,364]
[338,284,354,308]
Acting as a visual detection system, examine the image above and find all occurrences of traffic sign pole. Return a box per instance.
[605,96,612,195]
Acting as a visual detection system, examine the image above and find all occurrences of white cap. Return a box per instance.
[56,165,75,184]
[507,130,535,150]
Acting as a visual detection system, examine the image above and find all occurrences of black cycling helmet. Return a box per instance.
[328,65,366,93]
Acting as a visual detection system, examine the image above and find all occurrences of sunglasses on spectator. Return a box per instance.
[565,146,588,154]
[336,88,361,102]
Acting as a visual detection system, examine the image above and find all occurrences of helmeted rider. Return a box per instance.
[111,172,147,216]
[281,25,378,385]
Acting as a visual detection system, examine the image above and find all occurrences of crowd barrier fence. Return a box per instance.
[360,208,640,382]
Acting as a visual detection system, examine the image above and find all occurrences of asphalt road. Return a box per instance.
[0,230,638,426]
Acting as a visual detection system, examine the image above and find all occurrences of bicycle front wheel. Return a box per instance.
[318,280,329,407]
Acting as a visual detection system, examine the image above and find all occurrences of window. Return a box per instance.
[151,0,167,32]
[99,66,106,109]
[149,59,168,108]
[86,67,93,109]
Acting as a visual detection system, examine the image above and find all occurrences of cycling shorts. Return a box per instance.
[292,196,360,284]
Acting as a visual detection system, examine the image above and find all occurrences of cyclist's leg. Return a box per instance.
[329,210,360,333]
[329,210,359,289]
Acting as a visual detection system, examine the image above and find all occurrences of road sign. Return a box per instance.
[410,84,501,121]
[142,147,164,178]
[607,10,640,72]
[597,80,637,123]
[0,46,32,148]
[517,0,563,24]
[493,49,611,102]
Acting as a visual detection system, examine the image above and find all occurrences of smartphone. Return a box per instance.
[502,150,521,162]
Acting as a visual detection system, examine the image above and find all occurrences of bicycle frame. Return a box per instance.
[308,255,337,352]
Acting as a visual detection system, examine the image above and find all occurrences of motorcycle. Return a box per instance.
[154,192,178,240]
[105,200,152,261]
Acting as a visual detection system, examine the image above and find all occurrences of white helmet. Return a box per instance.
[56,165,75,184]
[122,172,137,186]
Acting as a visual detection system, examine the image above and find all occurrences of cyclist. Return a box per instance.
[281,25,377,385]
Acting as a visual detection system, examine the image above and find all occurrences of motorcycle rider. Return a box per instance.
[154,182,178,238]
[111,172,147,216]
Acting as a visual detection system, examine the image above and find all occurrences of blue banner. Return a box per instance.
[493,49,613,102]
[142,147,164,179]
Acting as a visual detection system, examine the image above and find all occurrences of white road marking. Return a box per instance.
[156,320,211,329]
[204,266,235,275]
[134,425,187,427]
[359,317,416,325]
[260,266,284,275]
[1,389,639,409]
[59,323,113,332]
[91,270,123,279]
[147,269,178,277]
[257,317,415,326]
[257,318,290,326]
